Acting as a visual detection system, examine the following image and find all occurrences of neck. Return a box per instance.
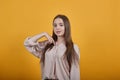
[56,36,65,45]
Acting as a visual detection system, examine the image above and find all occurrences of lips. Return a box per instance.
[56,31,61,34]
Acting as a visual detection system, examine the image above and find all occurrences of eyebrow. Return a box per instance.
[59,23,64,24]
[53,22,64,25]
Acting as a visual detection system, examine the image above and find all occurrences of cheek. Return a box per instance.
[53,28,57,35]
[62,27,65,34]
[62,27,65,32]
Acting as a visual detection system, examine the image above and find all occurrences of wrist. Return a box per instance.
[42,32,47,36]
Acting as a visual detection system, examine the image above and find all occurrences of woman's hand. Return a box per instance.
[43,32,55,45]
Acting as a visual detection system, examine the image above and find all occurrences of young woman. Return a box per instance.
[24,14,80,80]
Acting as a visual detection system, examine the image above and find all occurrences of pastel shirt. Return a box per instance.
[24,37,80,80]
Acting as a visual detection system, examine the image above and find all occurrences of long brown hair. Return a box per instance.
[41,14,79,72]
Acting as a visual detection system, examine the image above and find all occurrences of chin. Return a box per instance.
[57,35,64,37]
[55,33,64,37]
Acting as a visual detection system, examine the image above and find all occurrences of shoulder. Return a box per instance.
[73,44,80,58]
[73,44,80,52]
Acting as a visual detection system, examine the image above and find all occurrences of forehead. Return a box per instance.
[54,18,64,24]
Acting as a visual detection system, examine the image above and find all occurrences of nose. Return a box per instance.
[55,25,60,30]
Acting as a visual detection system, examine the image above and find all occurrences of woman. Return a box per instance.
[24,14,80,80]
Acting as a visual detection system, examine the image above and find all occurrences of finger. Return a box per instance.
[49,38,53,44]
[47,36,55,45]
[48,39,52,44]
[49,38,54,45]
[52,39,55,45]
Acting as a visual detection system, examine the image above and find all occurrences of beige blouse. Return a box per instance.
[24,37,80,80]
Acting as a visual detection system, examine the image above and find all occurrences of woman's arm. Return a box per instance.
[24,32,55,58]
[26,32,54,43]
[70,44,80,80]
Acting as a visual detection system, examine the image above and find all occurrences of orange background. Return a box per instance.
[0,0,120,80]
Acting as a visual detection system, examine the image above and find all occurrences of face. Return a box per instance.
[53,18,65,37]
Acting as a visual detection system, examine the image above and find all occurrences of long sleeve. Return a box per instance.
[70,44,80,80]
[24,37,48,58]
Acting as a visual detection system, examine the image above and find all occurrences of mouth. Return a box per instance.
[56,31,61,34]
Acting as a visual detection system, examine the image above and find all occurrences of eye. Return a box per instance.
[59,23,64,27]
[53,24,57,27]
[60,24,63,26]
